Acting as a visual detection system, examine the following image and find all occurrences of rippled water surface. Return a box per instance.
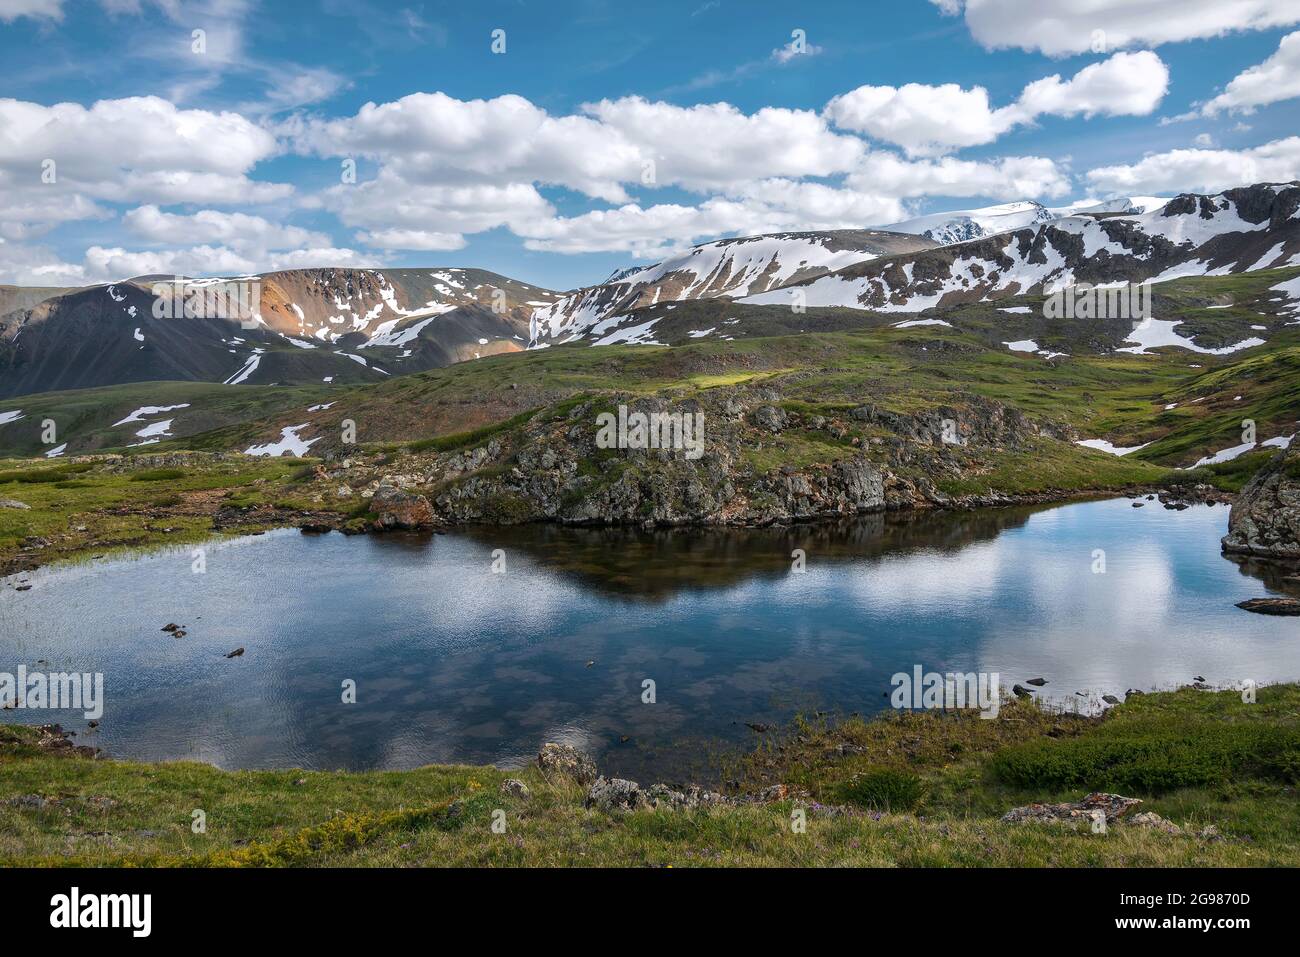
[2,498,1298,781]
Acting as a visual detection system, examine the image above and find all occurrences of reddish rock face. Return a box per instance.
[368,485,435,530]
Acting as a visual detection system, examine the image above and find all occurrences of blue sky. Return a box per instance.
[1,0,1299,291]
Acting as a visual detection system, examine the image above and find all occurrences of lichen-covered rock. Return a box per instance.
[499,778,531,798]
[585,776,648,812]
[537,743,598,785]
[751,405,788,433]
[1222,446,1300,558]
[1001,792,1142,825]
[1129,811,1181,834]
[0,498,30,510]
[368,485,435,530]
[643,783,729,809]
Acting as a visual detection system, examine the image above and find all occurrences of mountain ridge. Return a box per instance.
[3,183,1298,399]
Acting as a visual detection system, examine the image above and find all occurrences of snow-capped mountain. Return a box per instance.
[529,229,936,342]
[883,201,1057,245]
[2,183,1295,398]
[1050,196,1170,217]
[739,184,1299,313]
[883,197,1171,246]
[0,268,561,398]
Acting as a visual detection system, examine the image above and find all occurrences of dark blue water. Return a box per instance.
[2,498,1297,781]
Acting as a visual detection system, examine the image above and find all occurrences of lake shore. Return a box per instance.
[2,683,1297,867]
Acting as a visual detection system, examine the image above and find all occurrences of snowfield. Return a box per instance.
[1192,434,1294,468]
[1076,439,1151,456]
[113,404,190,427]
[1118,318,1265,355]
[1003,340,1039,353]
[244,425,319,457]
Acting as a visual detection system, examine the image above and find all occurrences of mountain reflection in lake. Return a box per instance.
[2,497,1298,783]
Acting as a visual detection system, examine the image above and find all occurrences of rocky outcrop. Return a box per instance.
[368,485,435,530]
[426,390,896,526]
[1222,445,1300,558]
[415,387,1060,528]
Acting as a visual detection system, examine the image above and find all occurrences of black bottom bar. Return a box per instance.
[0,867,1278,940]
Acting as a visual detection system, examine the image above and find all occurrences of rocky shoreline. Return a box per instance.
[9,381,1300,575]
[527,741,1215,838]
[291,385,1221,534]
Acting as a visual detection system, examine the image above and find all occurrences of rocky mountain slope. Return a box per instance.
[883,201,1058,245]
[881,198,1168,246]
[2,182,1297,400]
[0,268,559,398]
[533,184,1298,348]
[0,284,72,317]
[738,183,1300,314]
[529,229,936,342]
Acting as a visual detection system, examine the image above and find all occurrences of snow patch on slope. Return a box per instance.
[244,424,319,457]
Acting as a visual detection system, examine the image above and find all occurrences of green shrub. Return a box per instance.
[406,408,539,455]
[129,468,187,482]
[838,769,928,812]
[991,720,1300,794]
[480,492,532,524]
[0,462,93,483]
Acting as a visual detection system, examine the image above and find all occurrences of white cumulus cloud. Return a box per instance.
[955,0,1300,56]
[1086,136,1300,193]
[1202,30,1300,115]
[123,206,329,255]
[826,52,1167,155]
